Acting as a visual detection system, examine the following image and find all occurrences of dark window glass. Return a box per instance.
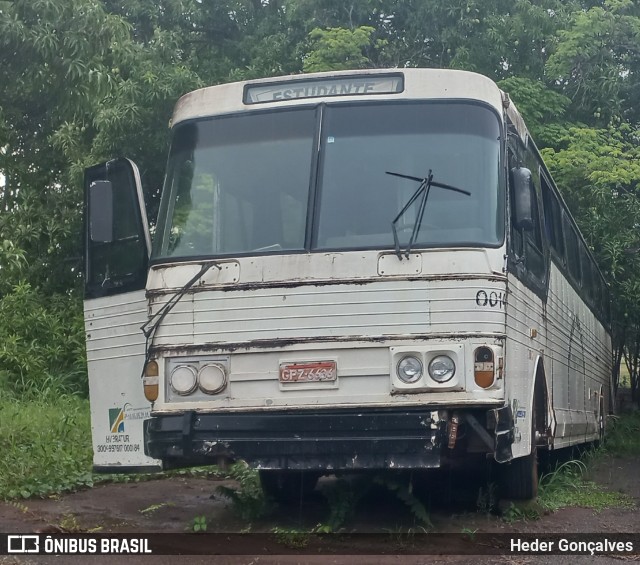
[315,103,503,250]
[541,174,565,259]
[154,102,503,260]
[564,215,581,284]
[523,179,545,281]
[508,149,523,258]
[85,160,148,297]
[592,263,603,308]
[154,109,316,258]
[580,244,594,302]
[508,142,546,283]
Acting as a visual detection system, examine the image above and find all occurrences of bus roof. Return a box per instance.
[172,68,524,135]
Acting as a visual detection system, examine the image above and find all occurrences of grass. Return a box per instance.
[0,395,93,500]
[602,410,640,456]
[0,393,225,501]
[531,411,640,514]
[537,459,633,513]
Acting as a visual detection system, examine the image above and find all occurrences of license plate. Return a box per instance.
[279,361,337,383]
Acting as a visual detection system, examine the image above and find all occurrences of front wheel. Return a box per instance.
[501,447,538,500]
[259,470,320,504]
[500,399,539,500]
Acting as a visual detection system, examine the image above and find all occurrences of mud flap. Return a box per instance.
[490,405,514,463]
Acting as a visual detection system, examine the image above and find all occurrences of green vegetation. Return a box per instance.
[502,412,640,521]
[603,412,640,456]
[0,396,93,500]
[0,394,222,501]
[215,462,272,521]
[139,502,173,516]
[321,476,370,531]
[271,526,313,549]
[538,459,633,513]
[217,469,432,532]
[0,284,87,400]
[190,515,208,533]
[373,475,433,530]
[501,501,543,523]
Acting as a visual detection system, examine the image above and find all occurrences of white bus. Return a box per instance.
[83,68,612,500]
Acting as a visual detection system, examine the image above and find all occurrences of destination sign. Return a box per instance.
[244,74,404,104]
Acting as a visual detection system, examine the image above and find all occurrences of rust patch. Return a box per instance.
[146,274,507,298]
[151,332,507,355]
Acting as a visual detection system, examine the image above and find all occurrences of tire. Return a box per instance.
[502,446,538,500]
[259,470,320,504]
[501,398,539,500]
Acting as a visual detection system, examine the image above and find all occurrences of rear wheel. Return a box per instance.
[596,395,606,445]
[259,470,320,504]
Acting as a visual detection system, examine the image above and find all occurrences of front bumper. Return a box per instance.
[144,407,447,470]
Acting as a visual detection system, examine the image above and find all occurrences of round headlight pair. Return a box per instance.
[428,355,455,382]
[170,363,227,395]
[397,355,455,384]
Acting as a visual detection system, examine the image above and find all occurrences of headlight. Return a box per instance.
[198,363,227,394]
[397,356,423,383]
[170,365,198,395]
[428,355,455,382]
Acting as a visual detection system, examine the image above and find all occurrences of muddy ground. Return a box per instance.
[1,454,639,564]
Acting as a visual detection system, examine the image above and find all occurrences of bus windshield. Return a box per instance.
[153,101,503,260]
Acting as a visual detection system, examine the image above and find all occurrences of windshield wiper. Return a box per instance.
[386,170,471,259]
[140,260,221,376]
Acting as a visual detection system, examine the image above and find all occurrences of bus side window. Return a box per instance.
[523,197,546,280]
[508,149,524,257]
[541,174,565,261]
[563,214,582,286]
[603,281,611,324]
[592,262,603,309]
[521,151,546,282]
[580,243,594,304]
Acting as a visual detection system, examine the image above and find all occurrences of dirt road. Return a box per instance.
[1,455,639,563]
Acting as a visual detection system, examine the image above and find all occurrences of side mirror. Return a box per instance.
[512,167,534,231]
[89,180,114,243]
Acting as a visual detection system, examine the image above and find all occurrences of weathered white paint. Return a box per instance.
[172,69,505,126]
[505,263,611,458]
[147,248,507,412]
[84,291,161,469]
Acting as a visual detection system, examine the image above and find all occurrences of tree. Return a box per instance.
[303,26,379,72]
[0,0,131,292]
[546,0,640,125]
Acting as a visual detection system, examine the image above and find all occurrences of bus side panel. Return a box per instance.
[84,290,161,472]
[507,267,611,456]
[546,264,611,448]
[505,275,544,459]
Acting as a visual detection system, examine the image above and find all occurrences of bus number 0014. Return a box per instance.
[476,290,506,308]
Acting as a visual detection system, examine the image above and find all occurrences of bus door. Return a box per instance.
[83,158,161,472]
